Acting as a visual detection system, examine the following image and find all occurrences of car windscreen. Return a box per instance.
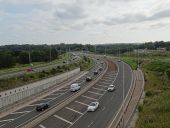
[90,103,96,106]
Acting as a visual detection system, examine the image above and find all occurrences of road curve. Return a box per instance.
[32,60,132,128]
[0,58,105,128]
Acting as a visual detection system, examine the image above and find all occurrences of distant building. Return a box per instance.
[156,48,166,51]
[134,49,146,53]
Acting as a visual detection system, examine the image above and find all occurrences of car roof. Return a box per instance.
[71,83,78,85]
[91,101,99,104]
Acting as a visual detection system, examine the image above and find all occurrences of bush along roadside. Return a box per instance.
[135,60,170,128]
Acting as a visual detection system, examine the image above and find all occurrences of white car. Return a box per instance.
[70,83,80,92]
[107,85,115,92]
[87,102,99,112]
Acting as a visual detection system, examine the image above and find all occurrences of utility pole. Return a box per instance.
[119,48,120,61]
[50,45,52,62]
[137,48,139,69]
[66,44,69,80]
[29,45,31,64]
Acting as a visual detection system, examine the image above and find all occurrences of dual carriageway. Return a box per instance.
[0,56,134,128]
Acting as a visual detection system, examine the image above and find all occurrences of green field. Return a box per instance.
[120,50,170,128]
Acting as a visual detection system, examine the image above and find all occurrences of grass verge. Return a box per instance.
[119,52,170,128]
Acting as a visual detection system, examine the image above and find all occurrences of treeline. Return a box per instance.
[94,41,170,54]
[1,41,170,68]
[0,43,93,69]
[0,45,59,68]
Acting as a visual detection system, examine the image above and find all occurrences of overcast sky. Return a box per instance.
[0,0,170,45]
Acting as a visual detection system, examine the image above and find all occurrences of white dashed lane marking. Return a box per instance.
[39,124,46,128]
[81,95,98,100]
[95,84,108,88]
[88,91,103,95]
[11,111,31,114]
[65,107,83,115]
[0,119,14,123]
[53,115,73,125]
[92,87,106,91]
[41,98,55,101]
[74,101,88,106]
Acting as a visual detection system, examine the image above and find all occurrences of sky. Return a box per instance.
[0,0,170,45]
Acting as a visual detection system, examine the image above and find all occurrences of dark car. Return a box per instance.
[36,103,49,111]
[99,67,103,71]
[94,70,98,75]
[86,76,92,82]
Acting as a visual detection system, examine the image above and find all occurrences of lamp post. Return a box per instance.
[66,44,69,80]
[50,44,52,63]
[122,60,125,128]
[29,45,31,64]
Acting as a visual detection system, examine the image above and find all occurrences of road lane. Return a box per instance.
[0,59,106,128]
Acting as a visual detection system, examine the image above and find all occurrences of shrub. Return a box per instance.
[146,90,153,97]
[38,73,46,78]
[166,69,170,79]
[138,105,143,112]
[50,68,57,75]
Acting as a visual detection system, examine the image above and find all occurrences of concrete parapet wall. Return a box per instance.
[0,68,80,109]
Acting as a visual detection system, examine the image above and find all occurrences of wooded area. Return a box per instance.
[0,41,170,68]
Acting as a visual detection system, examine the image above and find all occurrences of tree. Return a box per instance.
[0,52,15,68]
[18,51,29,64]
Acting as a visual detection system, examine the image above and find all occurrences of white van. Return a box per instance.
[70,83,80,92]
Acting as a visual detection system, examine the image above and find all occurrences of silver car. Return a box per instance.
[87,102,99,112]
[107,85,115,92]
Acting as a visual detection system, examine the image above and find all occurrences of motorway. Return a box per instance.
[0,54,80,80]
[32,60,133,128]
[0,58,105,128]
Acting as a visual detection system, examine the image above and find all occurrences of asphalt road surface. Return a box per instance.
[0,58,105,128]
[33,60,132,128]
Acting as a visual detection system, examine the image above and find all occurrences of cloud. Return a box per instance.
[150,9,170,20]
[1,0,170,45]
[98,8,170,26]
[150,22,170,29]
[54,3,87,20]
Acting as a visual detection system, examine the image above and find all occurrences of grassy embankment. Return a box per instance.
[0,56,94,92]
[0,53,70,75]
[120,50,170,128]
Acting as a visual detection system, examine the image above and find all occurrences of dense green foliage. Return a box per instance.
[120,51,170,128]
[0,46,59,68]
[0,41,170,68]
[145,60,170,79]
[136,61,170,128]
